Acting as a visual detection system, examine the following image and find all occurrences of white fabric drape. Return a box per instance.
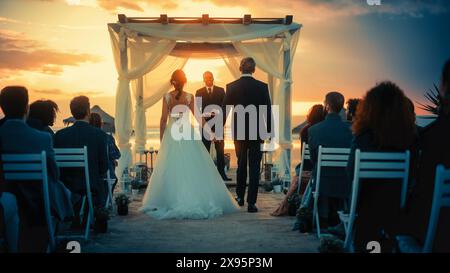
[108,22,301,180]
[109,27,176,177]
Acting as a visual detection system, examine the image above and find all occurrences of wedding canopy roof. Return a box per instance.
[108,14,302,180]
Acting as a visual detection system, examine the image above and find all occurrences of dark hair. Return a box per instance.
[0,86,29,119]
[346,98,361,121]
[240,57,256,74]
[89,112,102,129]
[353,81,416,150]
[325,92,345,113]
[170,70,187,100]
[70,96,90,120]
[306,104,325,125]
[29,100,59,126]
[441,59,450,114]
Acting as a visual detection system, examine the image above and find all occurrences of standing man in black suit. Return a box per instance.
[222,57,273,213]
[54,96,108,209]
[195,71,232,181]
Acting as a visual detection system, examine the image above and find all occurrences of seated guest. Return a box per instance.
[1,159,19,253]
[347,81,418,252]
[345,98,361,123]
[26,100,59,139]
[55,96,108,208]
[308,92,352,228]
[272,104,325,217]
[0,86,73,252]
[404,60,450,252]
[0,191,19,253]
[89,113,121,193]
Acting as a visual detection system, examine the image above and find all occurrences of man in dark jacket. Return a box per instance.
[0,86,73,252]
[54,96,108,208]
[196,71,231,181]
[222,57,272,213]
[308,92,352,228]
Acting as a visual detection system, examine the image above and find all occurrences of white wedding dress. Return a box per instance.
[140,92,239,219]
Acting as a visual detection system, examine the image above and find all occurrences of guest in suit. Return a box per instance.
[89,113,121,193]
[0,86,73,252]
[222,57,273,213]
[195,71,231,181]
[1,147,19,253]
[0,191,19,252]
[404,60,450,252]
[54,96,108,208]
[308,92,353,228]
[347,81,418,253]
[345,98,361,123]
[26,100,58,139]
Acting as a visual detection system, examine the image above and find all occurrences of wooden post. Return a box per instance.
[160,14,168,24]
[118,14,128,23]
[243,14,252,25]
[285,15,293,25]
[202,14,209,25]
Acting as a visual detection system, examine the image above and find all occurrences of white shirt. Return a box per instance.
[205,86,214,94]
[241,74,253,78]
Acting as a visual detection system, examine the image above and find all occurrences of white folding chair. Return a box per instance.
[397,164,450,253]
[54,146,93,241]
[312,145,351,238]
[297,143,311,195]
[1,151,55,252]
[340,149,410,251]
[104,170,115,209]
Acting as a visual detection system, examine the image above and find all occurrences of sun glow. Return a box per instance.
[183,59,229,84]
[292,101,322,116]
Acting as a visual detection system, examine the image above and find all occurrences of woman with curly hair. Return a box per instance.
[347,81,418,252]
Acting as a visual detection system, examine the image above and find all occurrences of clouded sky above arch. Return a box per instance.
[0,0,449,125]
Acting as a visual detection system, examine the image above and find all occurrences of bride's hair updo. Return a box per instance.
[170,70,187,100]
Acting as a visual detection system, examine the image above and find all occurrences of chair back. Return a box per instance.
[1,151,55,251]
[54,146,93,241]
[345,149,410,249]
[423,165,450,253]
[297,143,311,194]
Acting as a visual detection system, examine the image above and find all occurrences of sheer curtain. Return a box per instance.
[108,22,301,179]
[109,27,176,177]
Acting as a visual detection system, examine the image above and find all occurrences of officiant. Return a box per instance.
[195,71,232,181]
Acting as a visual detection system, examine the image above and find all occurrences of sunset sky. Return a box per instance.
[1,0,449,127]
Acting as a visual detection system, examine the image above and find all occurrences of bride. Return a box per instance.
[140,70,239,219]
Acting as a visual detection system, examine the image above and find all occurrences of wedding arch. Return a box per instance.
[108,14,302,181]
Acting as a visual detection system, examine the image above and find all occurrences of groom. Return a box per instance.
[222,57,273,213]
[195,71,232,181]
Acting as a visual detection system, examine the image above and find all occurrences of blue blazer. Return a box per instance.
[308,113,353,198]
[0,119,73,224]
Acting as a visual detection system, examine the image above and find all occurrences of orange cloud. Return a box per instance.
[0,29,101,79]
[96,0,179,12]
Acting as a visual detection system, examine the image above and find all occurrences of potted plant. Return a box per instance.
[94,207,110,233]
[115,193,130,216]
[297,206,313,233]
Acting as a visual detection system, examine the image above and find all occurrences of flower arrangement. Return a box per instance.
[318,234,344,253]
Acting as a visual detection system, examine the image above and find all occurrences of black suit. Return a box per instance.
[222,76,272,205]
[195,85,227,178]
[54,121,108,207]
[404,114,450,252]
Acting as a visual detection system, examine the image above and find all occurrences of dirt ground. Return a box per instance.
[81,188,319,253]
